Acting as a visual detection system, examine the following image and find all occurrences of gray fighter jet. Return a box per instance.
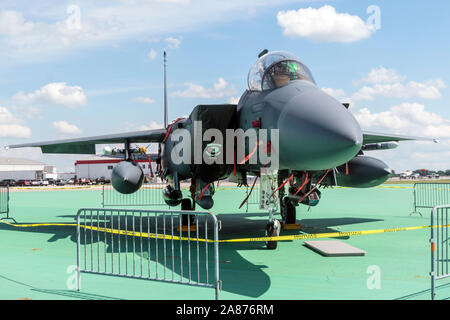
[8,50,436,248]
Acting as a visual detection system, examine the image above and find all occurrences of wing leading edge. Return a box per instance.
[362,131,438,145]
[7,129,167,154]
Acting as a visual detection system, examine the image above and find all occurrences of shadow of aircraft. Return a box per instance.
[0,211,383,299]
[0,274,122,300]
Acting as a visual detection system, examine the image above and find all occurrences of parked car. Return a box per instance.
[55,179,68,186]
[16,179,31,186]
[46,178,56,185]
[30,179,48,186]
[0,179,16,186]
[76,178,93,185]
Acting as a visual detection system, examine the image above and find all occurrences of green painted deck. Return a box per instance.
[0,185,449,300]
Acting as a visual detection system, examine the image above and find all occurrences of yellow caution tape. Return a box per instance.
[1,219,447,243]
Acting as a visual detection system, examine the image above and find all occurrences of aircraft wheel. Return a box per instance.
[265,219,280,250]
[283,197,296,225]
[181,198,195,225]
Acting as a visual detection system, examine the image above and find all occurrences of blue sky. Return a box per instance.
[0,0,448,172]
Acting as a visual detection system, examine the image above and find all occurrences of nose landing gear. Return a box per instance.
[265,218,281,250]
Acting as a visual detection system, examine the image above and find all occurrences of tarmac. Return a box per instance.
[0,184,448,300]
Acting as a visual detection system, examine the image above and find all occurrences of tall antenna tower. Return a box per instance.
[164,51,168,128]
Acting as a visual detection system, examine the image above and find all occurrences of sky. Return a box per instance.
[0,0,448,173]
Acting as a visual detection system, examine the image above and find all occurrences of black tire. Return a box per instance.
[266,220,280,250]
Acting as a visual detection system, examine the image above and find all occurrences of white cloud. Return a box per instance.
[171,77,237,99]
[0,1,300,63]
[148,48,157,60]
[120,0,191,4]
[164,36,182,49]
[228,96,240,104]
[53,120,82,135]
[352,67,446,101]
[14,82,87,108]
[138,121,163,130]
[277,5,373,43]
[352,79,446,101]
[360,66,406,84]
[133,96,156,104]
[0,11,34,35]
[0,124,31,138]
[0,106,31,138]
[354,102,450,139]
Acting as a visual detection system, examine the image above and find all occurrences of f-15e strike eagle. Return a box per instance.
[8,50,436,249]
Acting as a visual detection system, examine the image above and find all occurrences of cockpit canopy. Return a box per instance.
[247,51,315,91]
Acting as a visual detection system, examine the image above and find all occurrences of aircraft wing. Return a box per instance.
[7,129,166,154]
[362,131,438,145]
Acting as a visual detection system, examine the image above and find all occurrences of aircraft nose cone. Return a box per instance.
[277,89,362,170]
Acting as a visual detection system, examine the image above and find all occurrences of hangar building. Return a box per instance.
[0,157,50,180]
[74,156,158,180]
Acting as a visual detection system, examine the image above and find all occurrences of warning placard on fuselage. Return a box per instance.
[259,169,278,211]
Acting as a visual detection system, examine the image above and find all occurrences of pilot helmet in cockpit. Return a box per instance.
[247,51,316,91]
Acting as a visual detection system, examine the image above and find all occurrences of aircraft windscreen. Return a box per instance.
[247,51,315,91]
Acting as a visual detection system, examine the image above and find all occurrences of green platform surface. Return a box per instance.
[0,185,449,300]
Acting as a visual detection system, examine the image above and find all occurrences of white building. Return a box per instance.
[44,166,58,180]
[0,157,47,180]
[74,156,158,180]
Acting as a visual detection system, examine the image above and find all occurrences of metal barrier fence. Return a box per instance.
[412,183,450,216]
[430,205,450,300]
[76,208,221,299]
[0,186,13,222]
[102,181,167,207]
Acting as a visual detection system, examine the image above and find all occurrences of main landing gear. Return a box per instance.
[281,197,297,225]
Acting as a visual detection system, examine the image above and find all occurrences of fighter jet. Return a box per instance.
[7,50,437,249]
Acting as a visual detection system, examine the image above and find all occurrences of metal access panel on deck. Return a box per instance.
[304,240,366,257]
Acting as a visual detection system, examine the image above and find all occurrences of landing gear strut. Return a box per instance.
[281,197,297,225]
[180,198,196,231]
[265,208,280,250]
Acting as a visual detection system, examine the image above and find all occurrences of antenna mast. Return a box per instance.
[164,51,168,128]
